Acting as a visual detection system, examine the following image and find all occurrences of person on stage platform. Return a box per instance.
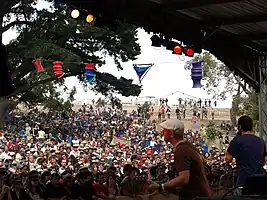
[225,116,266,194]
[149,119,212,200]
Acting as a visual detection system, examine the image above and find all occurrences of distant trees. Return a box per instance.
[205,121,219,140]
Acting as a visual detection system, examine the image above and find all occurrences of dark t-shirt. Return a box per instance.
[63,184,80,199]
[227,134,266,186]
[174,141,211,200]
[77,182,96,200]
[3,190,33,200]
[45,183,66,198]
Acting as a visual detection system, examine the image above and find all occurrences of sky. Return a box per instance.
[2,2,233,108]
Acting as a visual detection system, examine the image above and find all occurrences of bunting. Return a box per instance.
[133,64,153,83]
[32,58,97,83]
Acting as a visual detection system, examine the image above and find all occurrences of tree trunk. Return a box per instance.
[0,9,3,43]
[0,98,11,129]
[230,85,241,127]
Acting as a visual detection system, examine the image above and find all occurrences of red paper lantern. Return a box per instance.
[84,63,96,70]
[33,59,44,73]
[53,61,64,79]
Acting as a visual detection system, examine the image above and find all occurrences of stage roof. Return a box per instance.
[66,0,267,90]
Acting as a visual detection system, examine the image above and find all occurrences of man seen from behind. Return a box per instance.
[226,116,266,190]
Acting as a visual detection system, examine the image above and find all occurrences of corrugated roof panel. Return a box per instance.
[255,21,267,29]
[177,0,267,20]
[222,23,267,35]
[252,40,267,47]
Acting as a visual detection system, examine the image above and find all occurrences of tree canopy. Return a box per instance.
[1,0,142,107]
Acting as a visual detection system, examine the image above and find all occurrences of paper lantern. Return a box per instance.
[84,63,96,83]
[191,61,203,88]
[33,59,44,73]
[85,72,96,82]
[85,63,96,70]
[53,61,64,79]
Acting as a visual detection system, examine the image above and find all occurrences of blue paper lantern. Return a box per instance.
[191,61,203,88]
[84,69,96,83]
[86,74,96,82]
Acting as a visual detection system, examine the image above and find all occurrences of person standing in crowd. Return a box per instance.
[149,119,211,200]
[158,109,162,122]
[166,106,171,119]
[226,116,266,192]
[211,109,215,120]
[175,107,181,119]
[182,107,186,119]
[2,176,33,200]
[192,114,197,129]
[198,99,202,108]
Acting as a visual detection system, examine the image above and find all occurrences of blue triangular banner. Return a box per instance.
[133,64,153,82]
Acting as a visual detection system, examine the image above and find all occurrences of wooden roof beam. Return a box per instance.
[200,14,267,27]
[164,0,246,10]
[238,33,267,42]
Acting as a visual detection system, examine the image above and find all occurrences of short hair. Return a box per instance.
[123,164,132,172]
[172,129,184,139]
[238,116,253,132]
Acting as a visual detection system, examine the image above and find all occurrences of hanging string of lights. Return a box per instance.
[150,35,203,57]
[39,58,186,66]
[69,7,96,24]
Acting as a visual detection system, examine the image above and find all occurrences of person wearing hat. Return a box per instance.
[25,171,44,200]
[44,172,66,199]
[0,168,8,199]
[149,119,211,199]
[76,169,97,200]
[2,176,32,200]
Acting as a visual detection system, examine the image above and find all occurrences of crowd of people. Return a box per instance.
[157,99,216,122]
[0,104,265,200]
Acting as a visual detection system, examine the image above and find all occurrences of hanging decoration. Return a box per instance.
[30,58,99,82]
[133,64,153,83]
[33,59,44,73]
[53,61,65,79]
[84,63,96,83]
[191,61,203,88]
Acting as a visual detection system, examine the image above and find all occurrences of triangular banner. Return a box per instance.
[133,64,153,83]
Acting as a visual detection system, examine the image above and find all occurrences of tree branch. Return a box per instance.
[7,71,82,98]
[237,80,252,95]
[2,20,32,32]
[2,0,20,15]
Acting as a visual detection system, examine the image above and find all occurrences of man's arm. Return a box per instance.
[225,137,239,163]
[163,170,190,190]
[262,143,266,165]
[225,152,233,163]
